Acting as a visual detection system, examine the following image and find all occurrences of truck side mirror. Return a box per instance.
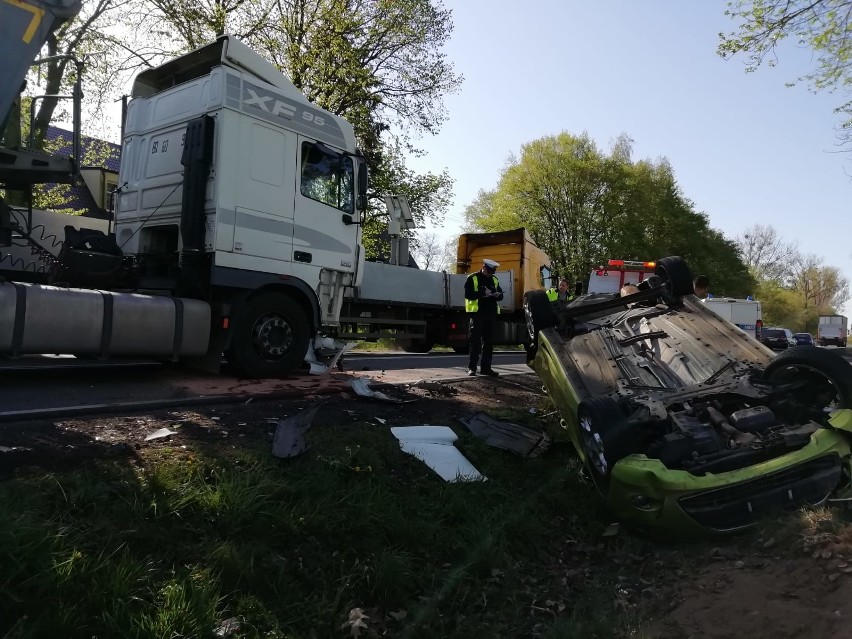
[357,160,368,211]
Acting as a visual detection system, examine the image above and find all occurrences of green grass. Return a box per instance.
[1,407,678,639]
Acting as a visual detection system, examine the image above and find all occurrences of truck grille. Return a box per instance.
[678,455,842,530]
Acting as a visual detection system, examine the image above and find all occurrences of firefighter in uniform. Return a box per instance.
[464,258,503,376]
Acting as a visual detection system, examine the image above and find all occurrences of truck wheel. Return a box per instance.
[227,292,310,378]
[523,290,557,361]
[654,256,693,297]
[763,346,852,409]
[399,339,433,353]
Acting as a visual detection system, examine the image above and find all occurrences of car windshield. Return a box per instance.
[763,329,785,338]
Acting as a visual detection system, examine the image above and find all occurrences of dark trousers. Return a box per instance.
[468,312,496,371]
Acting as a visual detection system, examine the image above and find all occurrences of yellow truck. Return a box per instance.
[340,227,553,352]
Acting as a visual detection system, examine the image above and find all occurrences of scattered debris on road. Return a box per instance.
[350,379,417,403]
[272,404,322,458]
[458,412,551,457]
[391,425,486,482]
[409,380,458,396]
[144,427,177,441]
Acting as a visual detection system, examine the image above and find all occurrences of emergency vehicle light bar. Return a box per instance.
[606,259,656,270]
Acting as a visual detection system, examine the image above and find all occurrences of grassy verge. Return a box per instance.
[2,403,680,638]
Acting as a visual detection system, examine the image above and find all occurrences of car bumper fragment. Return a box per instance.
[677,453,841,529]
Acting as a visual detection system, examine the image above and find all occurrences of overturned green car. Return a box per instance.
[524,257,852,536]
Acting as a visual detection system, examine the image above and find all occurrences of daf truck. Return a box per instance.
[0,26,370,376]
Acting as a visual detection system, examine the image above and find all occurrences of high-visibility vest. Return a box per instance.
[546,288,558,302]
[465,274,501,314]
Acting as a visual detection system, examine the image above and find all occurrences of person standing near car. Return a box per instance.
[465,258,504,376]
[693,275,710,299]
[547,278,573,308]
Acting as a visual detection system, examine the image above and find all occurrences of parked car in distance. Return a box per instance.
[793,333,815,346]
[760,327,795,350]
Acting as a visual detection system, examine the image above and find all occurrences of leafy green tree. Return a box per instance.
[789,253,850,311]
[719,0,852,145]
[757,280,808,328]
[464,131,755,295]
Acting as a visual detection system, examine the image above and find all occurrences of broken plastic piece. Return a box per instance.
[458,412,551,458]
[144,427,177,441]
[272,404,322,458]
[351,379,415,403]
[391,426,486,482]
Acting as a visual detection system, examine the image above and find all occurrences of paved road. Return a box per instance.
[0,350,531,419]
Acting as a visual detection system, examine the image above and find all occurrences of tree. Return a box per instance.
[756,280,808,328]
[789,253,850,310]
[735,224,799,283]
[463,131,755,296]
[410,231,455,271]
[719,0,852,146]
[17,0,133,150]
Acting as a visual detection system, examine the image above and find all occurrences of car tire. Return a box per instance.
[452,345,470,354]
[577,396,636,492]
[763,346,852,408]
[654,256,694,297]
[226,292,311,378]
[523,290,558,361]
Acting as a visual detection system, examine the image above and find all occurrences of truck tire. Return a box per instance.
[523,290,557,361]
[654,256,693,297]
[226,292,310,378]
[763,345,852,408]
[400,340,433,353]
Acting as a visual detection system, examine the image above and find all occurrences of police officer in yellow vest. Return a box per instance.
[546,278,572,306]
[464,258,504,376]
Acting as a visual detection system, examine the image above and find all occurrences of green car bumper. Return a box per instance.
[607,429,850,536]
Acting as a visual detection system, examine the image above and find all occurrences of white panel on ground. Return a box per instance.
[390,425,487,482]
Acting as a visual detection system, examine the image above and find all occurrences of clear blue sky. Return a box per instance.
[407,1,851,313]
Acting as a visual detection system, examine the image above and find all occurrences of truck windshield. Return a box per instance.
[300,142,354,212]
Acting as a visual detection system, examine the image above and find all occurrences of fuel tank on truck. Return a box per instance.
[0,282,211,357]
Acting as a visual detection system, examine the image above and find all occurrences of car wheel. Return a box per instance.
[226,292,310,378]
[764,346,852,409]
[452,345,470,354]
[523,290,558,361]
[577,396,636,493]
[654,256,694,297]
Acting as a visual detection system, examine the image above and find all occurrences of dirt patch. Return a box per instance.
[0,373,547,477]
[652,554,852,639]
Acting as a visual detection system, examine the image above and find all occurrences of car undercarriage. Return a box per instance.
[523,257,852,534]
